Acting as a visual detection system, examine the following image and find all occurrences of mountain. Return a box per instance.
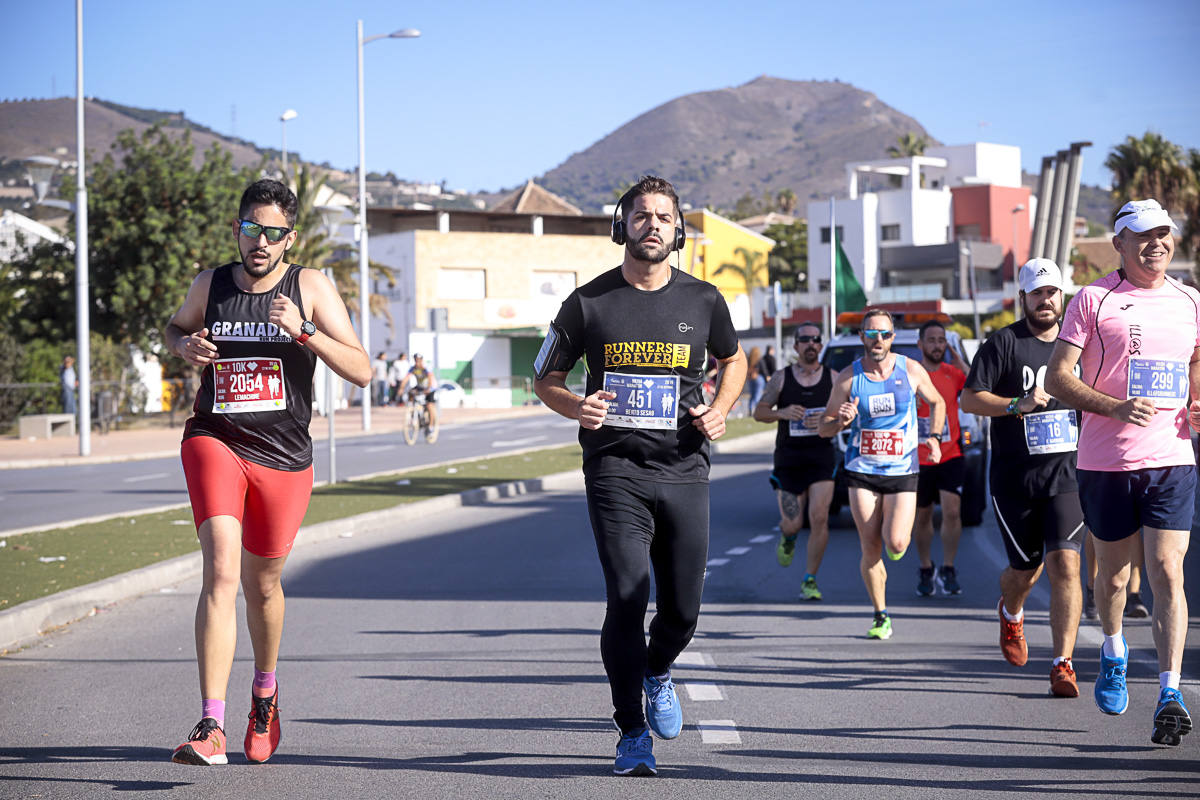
[537,76,938,213]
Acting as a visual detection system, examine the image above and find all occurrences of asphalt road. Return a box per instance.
[0,414,580,533]
[1,441,1197,798]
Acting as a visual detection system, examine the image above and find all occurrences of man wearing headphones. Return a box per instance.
[533,175,747,776]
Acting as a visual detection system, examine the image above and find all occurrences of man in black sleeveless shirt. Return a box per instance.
[164,179,371,765]
[534,175,746,776]
[753,323,835,602]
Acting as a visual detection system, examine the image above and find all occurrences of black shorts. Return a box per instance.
[916,456,965,507]
[991,489,1084,570]
[845,470,918,495]
[1078,465,1197,541]
[770,451,836,495]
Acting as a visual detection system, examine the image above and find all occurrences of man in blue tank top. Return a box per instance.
[819,308,946,640]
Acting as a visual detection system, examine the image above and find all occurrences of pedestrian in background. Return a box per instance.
[60,355,77,415]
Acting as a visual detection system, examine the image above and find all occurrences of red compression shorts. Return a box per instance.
[181,435,314,558]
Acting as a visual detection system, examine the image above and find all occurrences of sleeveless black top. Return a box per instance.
[183,262,317,471]
[774,365,834,467]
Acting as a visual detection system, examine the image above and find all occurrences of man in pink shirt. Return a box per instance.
[1046,199,1198,747]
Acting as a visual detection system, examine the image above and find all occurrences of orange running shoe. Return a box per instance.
[244,686,282,763]
[998,598,1027,666]
[1050,660,1079,697]
[171,718,227,765]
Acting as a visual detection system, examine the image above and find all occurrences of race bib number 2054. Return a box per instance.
[212,358,286,414]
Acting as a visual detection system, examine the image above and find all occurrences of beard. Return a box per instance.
[800,348,820,365]
[628,234,672,264]
[242,246,285,278]
[1024,302,1060,333]
[922,347,945,363]
[866,344,889,363]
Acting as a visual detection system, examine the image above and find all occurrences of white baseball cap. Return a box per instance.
[1114,199,1179,236]
[1018,258,1063,294]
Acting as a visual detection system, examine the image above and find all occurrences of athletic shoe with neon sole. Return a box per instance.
[643,675,683,739]
[613,727,656,776]
[998,599,1028,666]
[938,565,962,595]
[917,566,936,597]
[244,686,281,763]
[1049,660,1079,698]
[776,534,797,567]
[800,575,823,601]
[171,718,227,765]
[867,612,893,640]
[1151,688,1192,746]
[1094,637,1129,715]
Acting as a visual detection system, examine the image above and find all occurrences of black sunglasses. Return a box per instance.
[238,219,293,243]
[795,335,821,344]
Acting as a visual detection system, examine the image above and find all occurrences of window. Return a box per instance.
[819,225,844,244]
[437,268,486,300]
[881,224,901,242]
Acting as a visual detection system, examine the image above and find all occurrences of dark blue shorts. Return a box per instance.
[1078,465,1197,542]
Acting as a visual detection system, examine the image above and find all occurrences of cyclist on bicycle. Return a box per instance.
[405,353,439,431]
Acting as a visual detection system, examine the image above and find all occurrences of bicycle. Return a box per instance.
[403,389,439,445]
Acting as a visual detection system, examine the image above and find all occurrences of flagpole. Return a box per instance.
[829,197,837,337]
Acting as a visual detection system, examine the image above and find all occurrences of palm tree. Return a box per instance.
[887,132,930,158]
[1104,132,1195,219]
[776,188,797,215]
[716,246,768,321]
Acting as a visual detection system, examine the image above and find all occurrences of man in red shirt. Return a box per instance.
[914,320,968,596]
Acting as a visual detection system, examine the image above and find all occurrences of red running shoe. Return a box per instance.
[244,686,281,763]
[171,718,227,765]
[1050,660,1079,697]
[998,598,1027,666]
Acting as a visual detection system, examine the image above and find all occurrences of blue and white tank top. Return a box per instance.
[844,354,918,476]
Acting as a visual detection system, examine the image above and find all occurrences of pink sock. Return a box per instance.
[253,669,277,698]
[201,699,225,729]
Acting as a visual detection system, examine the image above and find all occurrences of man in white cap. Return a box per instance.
[1046,199,1198,746]
[962,258,1084,698]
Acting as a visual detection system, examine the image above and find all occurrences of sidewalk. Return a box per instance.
[0,403,554,469]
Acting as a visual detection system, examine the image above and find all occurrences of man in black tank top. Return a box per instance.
[164,179,371,766]
[753,323,835,602]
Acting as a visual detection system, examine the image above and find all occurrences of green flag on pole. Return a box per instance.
[834,232,867,314]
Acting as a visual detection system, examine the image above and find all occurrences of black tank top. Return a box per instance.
[774,365,834,466]
[183,262,317,471]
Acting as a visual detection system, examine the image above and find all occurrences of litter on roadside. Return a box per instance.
[38,556,67,563]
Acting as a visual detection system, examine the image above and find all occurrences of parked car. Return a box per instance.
[818,328,988,527]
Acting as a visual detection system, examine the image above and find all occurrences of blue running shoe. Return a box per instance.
[1094,638,1129,715]
[643,674,683,739]
[1151,688,1192,746]
[613,727,656,776]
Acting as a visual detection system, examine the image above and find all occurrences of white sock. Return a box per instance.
[1001,604,1022,623]
[1161,671,1181,691]
[1102,632,1126,659]
[1053,656,1071,666]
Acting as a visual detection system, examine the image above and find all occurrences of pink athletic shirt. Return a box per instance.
[1058,270,1200,471]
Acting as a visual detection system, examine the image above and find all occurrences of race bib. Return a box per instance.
[788,408,824,437]
[212,358,286,414]
[603,372,679,430]
[859,429,905,458]
[1127,358,1188,409]
[868,392,896,418]
[917,415,950,442]
[1023,409,1078,455]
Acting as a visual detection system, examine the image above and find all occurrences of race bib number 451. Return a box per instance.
[213,358,286,414]
[603,372,679,430]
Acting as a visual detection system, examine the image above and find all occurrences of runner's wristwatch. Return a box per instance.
[295,319,317,346]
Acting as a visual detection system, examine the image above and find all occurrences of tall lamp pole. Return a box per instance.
[74,0,90,457]
[356,20,420,431]
[1011,203,1026,320]
[280,109,297,182]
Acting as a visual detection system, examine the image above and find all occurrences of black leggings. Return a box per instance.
[585,476,709,734]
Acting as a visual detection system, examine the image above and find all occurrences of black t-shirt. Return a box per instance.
[965,319,1079,496]
[553,266,740,483]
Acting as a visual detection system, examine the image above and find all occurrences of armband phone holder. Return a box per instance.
[533,322,574,380]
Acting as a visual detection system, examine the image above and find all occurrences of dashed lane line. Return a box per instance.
[706,558,730,567]
[725,546,751,556]
[749,534,774,543]
[122,472,170,483]
[697,720,741,744]
[684,682,724,701]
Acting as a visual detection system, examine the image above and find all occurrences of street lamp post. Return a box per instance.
[356,20,420,431]
[280,109,297,182]
[961,242,980,339]
[74,0,90,457]
[315,203,348,485]
[1011,203,1026,320]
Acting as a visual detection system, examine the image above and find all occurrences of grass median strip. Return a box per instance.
[0,416,764,613]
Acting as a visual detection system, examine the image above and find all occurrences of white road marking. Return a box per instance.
[685,682,724,701]
[706,558,730,567]
[725,546,751,556]
[749,534,774,543]
[492,436,547,447]
[674,651,715,668]
[365,445,395,453]
[697,720,741,744]
[122,472,169,484]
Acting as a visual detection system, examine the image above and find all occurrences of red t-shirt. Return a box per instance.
[918,363,965,465]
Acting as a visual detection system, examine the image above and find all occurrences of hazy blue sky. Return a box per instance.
[3,0,1198,195]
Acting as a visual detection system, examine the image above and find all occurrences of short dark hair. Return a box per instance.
[918,319,946,339]
[620,175,681,221]
[861,308,894,328]
[239,179,299,228]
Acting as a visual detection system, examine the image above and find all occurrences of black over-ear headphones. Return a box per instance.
[611,187,686,252]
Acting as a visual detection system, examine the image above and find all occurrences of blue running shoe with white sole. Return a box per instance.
[1151,688,1192,746]
[643,674,683,739]
[613,727,656,776]
[1094,637,1129,715]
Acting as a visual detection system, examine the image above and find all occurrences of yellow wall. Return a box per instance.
[682,210,774,310]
